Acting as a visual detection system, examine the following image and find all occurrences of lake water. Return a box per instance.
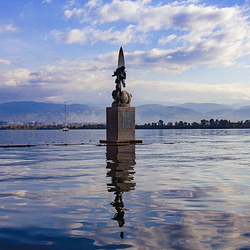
[0,129,250,249]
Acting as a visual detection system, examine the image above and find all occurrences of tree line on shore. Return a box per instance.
[137,119,250,129]
[1,118,250,129]
[0,124,106,130]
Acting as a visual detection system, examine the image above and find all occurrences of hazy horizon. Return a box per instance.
[1,99,250,108]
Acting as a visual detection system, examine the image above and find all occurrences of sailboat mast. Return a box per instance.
[65,101,67,125]
[62,102,69,131]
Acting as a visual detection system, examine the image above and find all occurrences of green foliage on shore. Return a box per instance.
[137,119,250,129]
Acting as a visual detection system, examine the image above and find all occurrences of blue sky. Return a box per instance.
[1,0,250,105]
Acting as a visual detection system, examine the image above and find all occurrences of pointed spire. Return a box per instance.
[118,47,125,68]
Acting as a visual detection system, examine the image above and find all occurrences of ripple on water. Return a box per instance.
[0,129,250,249]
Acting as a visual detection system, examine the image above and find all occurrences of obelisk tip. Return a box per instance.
[118,47,125,68]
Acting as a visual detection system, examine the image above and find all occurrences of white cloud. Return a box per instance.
[43,0,52,3]
[0,69,32,87]
[64,8,85,19]
[0,24,17,33]
[60,1,250,72]
[0,58,114,103]
[97,0,149,23]
[86,0,103,8]
[1,54,250,104]
[51,29,88,44]
[124,48,218,74]
[131,80,250,104]
[158,35,177,45]
[0,59,11,65]
[64,0,149,22]
[64,0,77,9]
[51,25,143,45]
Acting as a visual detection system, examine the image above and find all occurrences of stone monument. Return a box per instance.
[100,47,142,144]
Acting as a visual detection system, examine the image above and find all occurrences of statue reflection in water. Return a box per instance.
[106,144,136,239]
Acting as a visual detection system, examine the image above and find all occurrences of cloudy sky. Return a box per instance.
[1,0,250,105]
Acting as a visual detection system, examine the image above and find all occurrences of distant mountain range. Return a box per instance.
[0,102,104,124]
[0,101,250,124]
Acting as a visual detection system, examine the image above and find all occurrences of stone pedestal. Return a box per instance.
[100,106,142,144]
[107,106,135,142]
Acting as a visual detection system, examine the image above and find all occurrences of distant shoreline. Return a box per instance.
[1,119,250,130]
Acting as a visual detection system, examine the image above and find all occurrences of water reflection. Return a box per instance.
[1,130,250,249]
[106,144,136,237]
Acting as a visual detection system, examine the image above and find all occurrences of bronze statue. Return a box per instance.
[112,47,132,107]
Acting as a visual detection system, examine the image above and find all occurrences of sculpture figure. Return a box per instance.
[112,47,132,107]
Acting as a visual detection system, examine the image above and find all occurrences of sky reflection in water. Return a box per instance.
[0,129,250,249]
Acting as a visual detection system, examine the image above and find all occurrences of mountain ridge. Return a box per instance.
[0,101,250,124]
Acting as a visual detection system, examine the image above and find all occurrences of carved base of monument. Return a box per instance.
[99,107,142,144]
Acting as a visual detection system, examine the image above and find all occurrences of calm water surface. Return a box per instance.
[0,129,250,249]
